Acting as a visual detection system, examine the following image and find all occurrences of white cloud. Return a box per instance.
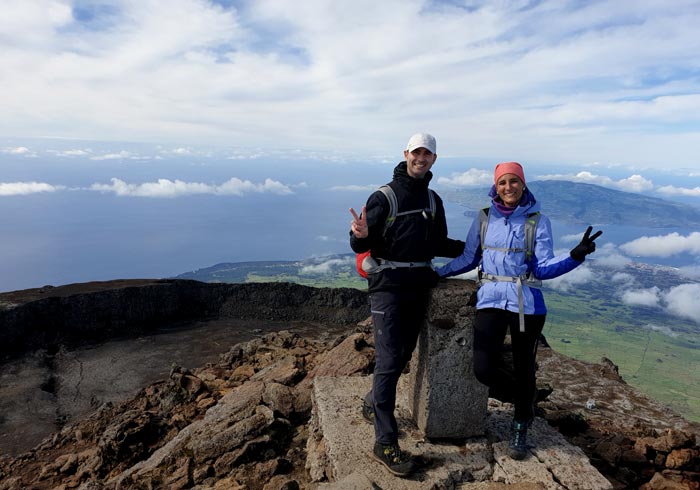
[546,265,595,292]
[537,171,654,192]
[0,1,698,167]
[300,256,353,275]
[437,168,493,187]
[61,149,91,156]
[642,324,678,338]
[677,266,700,280]
[621,287,661,308]
[90,177,293,197]
[656,185,700,197]
[611,272,636,286]
[616,282,700,323]
[1,146,32,155]
[90,151,135,161]
[619,232,700,257]
[217,177,293,196]
[593,243,632,268]
[662,283,700,322]
[0,181,63,196]
[330,184,379,192]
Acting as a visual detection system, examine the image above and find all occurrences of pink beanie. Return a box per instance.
[494,161,526,185]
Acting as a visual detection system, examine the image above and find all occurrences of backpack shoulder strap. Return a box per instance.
[524,212,541,262]
[379,185,436,229]
[478,207,490,252]
[427,189,437,218]
[377,185,398,229]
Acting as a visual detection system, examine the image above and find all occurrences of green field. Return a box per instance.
[543,288,700,422]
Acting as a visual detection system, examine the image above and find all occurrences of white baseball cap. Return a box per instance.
[406,133,436,154]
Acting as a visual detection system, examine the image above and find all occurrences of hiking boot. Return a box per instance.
[532,384,553,418]
[536,384,553,403]
[509,420,529,460]
[361,400,374,424]
[372,442,416,477]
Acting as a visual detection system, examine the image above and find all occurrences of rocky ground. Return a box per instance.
[1,322,698,490]
[0,283,700,490]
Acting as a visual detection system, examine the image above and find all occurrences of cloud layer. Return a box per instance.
[1,1,699,167]
[620,232,700,257]
[0,181,63,196]
[90,177,293,197]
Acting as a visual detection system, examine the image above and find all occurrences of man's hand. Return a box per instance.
[570,226,603,262]
[350,206,368,238]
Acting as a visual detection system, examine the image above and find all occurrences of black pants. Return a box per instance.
[364,289,429,445]
[473,308,546,422]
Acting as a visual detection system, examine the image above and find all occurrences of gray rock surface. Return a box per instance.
[308,376,612,490]
[409,280,488,439]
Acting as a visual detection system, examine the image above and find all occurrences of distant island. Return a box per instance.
[441,180,700,227]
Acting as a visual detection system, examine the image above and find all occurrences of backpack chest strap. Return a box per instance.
[376,258,432,270]
[482,245,527,254]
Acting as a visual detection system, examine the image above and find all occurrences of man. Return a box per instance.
[349,133,464,476]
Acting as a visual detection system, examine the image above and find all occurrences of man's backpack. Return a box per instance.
[356,185,436,278]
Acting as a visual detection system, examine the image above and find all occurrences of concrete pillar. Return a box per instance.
[408,279,488,439]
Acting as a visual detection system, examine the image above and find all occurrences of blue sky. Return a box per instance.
[1,0,699,169]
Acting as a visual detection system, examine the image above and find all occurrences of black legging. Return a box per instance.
[473,308,546,422]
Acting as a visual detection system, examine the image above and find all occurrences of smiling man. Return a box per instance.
[348,133,464,477]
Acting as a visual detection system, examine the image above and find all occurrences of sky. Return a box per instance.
[1,0,699,169]
[1,0,700,313]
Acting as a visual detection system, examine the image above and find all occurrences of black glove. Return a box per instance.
[570,226,603,262]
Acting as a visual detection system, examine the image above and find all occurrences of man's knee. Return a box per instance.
[473,358,492,386]
[375,354,405,378]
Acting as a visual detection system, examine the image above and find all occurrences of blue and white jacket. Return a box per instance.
[436,189,581,315]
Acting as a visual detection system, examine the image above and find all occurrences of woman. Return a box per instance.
[436,161,601,460]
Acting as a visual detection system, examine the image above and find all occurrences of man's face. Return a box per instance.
[403,147,437,179]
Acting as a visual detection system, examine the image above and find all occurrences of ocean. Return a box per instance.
[1,153,699,292]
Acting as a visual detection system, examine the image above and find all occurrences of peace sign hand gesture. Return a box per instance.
[349,206,368,238]
[570,226,603,262]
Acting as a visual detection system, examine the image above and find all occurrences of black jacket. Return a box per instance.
[350,162,464,292]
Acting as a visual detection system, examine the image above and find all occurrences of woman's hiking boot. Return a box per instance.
[509,420,529,460]
[372,442,415,477]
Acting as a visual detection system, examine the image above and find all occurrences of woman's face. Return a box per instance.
[496,173,525,207]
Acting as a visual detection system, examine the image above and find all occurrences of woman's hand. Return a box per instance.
[570,226,602,261]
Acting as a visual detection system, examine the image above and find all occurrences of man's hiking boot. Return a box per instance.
[509,420,529,460]
[372,442,415,477]
[361,400,374,424]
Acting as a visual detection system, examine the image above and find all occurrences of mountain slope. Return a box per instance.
[441,180,700,227]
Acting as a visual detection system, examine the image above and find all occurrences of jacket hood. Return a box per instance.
[394,161,432,191]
